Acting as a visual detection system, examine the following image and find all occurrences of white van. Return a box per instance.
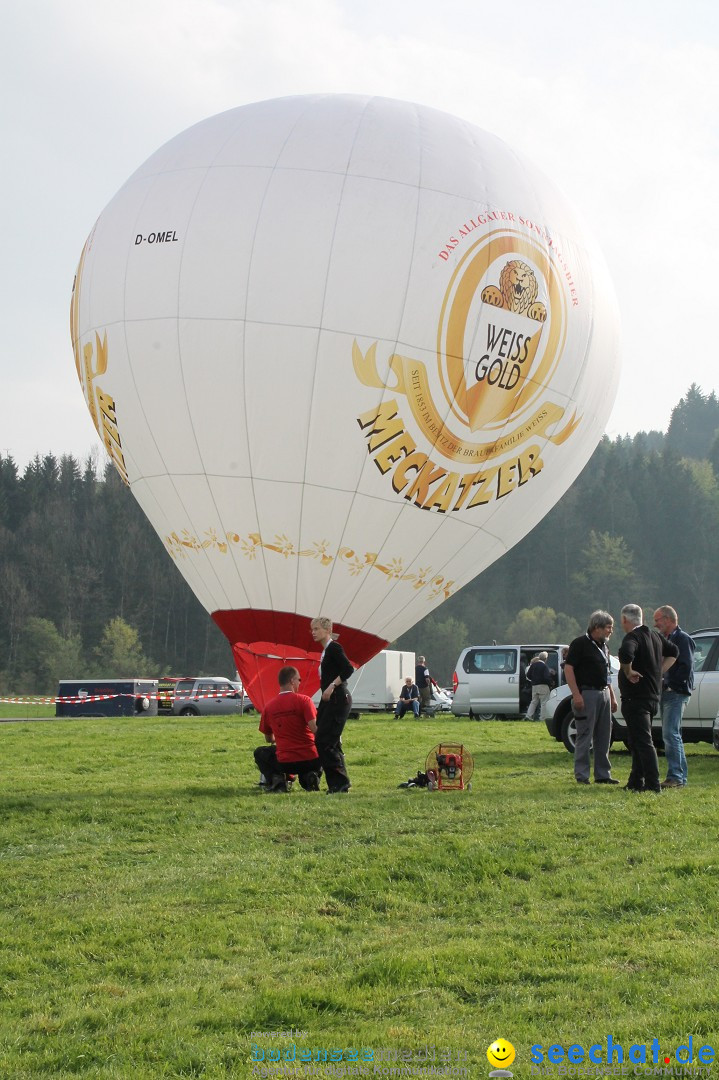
[451,643,566,719]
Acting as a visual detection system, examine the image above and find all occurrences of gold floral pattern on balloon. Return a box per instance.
[164,530,453,600]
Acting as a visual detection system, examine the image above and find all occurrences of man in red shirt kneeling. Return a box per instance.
[254,666,323,793]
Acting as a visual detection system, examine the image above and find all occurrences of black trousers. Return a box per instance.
[253,745,322,790]
[621,697,660,791]
[315,685,352,792]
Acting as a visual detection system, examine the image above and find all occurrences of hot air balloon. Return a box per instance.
[70,95,620,708]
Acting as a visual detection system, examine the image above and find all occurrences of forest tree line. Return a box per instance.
[2,385,719,693]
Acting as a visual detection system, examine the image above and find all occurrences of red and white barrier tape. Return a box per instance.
[0,689,249,705]
[1,693,122,705]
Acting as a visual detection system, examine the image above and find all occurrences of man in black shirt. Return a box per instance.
[415,656,431,714]
[564,610,618,785]
[618,604,678,793]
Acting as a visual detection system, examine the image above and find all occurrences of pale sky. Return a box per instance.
[1,0,717,468]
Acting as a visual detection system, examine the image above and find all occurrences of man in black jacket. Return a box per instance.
[618,604,678,793]
[524,651,554,722]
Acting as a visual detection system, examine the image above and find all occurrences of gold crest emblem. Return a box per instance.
[354,229,579,513]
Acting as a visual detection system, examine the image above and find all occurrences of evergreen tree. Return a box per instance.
[570,531,648,622]
[710,431,719,482]
[666,385,719,461]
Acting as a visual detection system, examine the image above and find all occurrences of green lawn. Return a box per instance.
[1,713,718,1078]
[0,699,59,720]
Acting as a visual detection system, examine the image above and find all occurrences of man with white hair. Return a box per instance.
[524,651,553,723]
[395,676,421,718]
[618,604,678,793]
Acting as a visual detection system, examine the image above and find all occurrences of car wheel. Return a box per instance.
[477,712,496,721]
[180,707,199,716]
[550,697,572,741]
[561,711,618,754]
[561,710,577,754]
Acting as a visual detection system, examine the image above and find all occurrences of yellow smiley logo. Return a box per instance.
[487,1039,516,1069]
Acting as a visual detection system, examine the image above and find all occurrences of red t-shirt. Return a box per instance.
[259,691,318,763]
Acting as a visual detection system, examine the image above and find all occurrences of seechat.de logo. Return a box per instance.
[530,1036,716,1067]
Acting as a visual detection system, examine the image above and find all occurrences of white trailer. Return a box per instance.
[347,650,415,712]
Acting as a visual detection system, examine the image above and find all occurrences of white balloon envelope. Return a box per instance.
[70,94,620,705]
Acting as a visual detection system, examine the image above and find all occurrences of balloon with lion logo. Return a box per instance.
[70,95,619,707]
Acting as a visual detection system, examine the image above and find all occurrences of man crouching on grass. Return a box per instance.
[254,667,323,793]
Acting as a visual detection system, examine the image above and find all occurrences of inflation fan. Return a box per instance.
[425,743,474,791]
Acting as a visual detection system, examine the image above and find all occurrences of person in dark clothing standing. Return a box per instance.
[564,611,618,784]
[618,604,678,793]
[415,656,431,714]
[311,616,354,793]
[524,651,554,722]
[653,605,695,789]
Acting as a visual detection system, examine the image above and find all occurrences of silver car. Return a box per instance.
[171,676,254,716]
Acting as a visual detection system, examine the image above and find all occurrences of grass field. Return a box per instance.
[1,712,718,1079]
[1,699,60,720]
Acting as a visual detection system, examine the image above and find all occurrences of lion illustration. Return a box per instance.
[481,260,547,322]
